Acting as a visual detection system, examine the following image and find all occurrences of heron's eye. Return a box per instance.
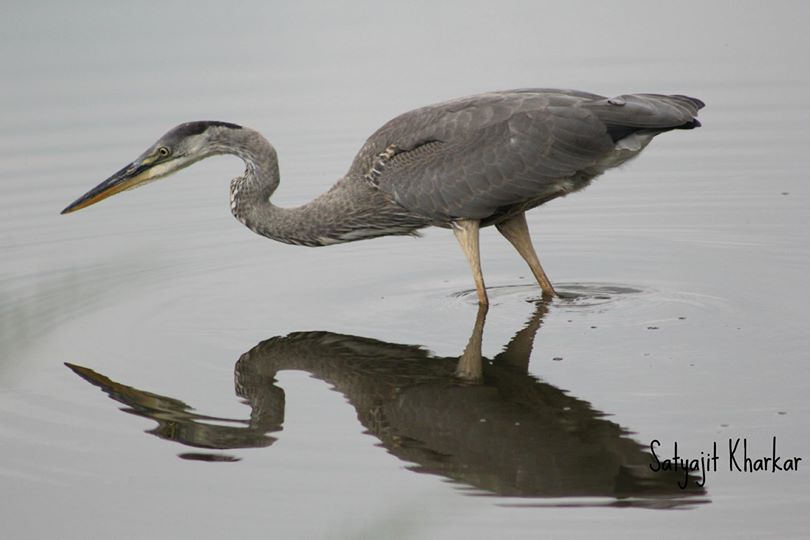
[157,146,171,158]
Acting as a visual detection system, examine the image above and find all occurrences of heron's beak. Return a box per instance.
[61,159,161,215]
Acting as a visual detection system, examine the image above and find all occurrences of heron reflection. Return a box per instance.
[66,301,706,506]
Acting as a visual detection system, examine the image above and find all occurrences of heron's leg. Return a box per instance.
[496,212,557,297]
[452,219,489,306]
[455,303,488,381]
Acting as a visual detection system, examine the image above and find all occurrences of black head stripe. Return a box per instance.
[173,121,242,137]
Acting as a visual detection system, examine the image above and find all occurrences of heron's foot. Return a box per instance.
[539,283,558,299]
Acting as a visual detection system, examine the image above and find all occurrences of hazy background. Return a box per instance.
[2,1,809,538]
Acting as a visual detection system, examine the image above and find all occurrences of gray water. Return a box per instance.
[3,1,809,538]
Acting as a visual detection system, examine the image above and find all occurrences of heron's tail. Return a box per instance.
[664,95,704,129]
[589,93,704,142]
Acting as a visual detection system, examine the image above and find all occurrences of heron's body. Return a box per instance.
[62,88,704,305]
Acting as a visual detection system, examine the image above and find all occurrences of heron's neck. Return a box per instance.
[224,128,426,247]
[226,129,346,246]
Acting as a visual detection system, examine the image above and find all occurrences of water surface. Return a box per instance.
[2,1,809,538]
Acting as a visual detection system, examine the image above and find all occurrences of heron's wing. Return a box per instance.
[362,91,702,221]
[371,108,609,220]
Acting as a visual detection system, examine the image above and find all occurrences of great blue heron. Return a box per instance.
[61,89,703,305]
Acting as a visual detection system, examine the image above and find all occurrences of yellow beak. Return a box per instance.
[61,160,158,214]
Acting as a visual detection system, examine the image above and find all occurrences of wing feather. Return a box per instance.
[352,90,702,222]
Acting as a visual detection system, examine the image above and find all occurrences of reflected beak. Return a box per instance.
[61,160,158,214]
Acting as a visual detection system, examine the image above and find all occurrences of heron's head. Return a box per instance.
[61,121,243,214]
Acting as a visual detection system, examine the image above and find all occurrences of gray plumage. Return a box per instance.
[62,88,704,300]
[229,88,703,245]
